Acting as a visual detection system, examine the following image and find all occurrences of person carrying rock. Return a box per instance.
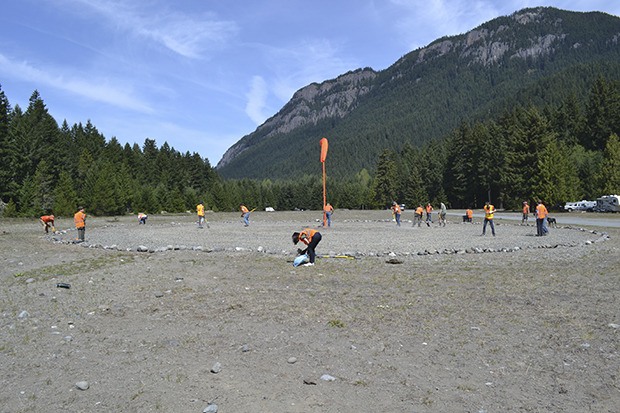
[292,228,322,267]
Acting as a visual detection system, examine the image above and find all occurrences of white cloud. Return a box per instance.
[58,0,238,58]
[245,76,268,125]
[0,53,153,113]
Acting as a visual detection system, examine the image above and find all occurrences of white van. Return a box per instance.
[563,200,596,212]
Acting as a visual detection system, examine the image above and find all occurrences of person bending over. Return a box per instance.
[292,228,322,266]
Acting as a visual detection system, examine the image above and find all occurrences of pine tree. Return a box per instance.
[372,149,398,208]
[599,133,620,195]
[53,171,78,216]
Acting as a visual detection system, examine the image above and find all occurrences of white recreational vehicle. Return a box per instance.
[595,195,620,212]
[563,200,596,212]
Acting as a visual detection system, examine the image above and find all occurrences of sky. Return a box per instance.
[1,1,619,166]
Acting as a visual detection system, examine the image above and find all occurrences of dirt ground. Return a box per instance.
[1,210,619,413]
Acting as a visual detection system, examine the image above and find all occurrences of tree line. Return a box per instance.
[1,77,619,218]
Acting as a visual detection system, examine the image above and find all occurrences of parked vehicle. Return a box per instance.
[563,200,596,212]
[595,195,620,212]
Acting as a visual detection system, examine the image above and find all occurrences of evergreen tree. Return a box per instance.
[598,133,620,194]
[0,85,17,202]
[372,149,398,207]
[53,170,78,216]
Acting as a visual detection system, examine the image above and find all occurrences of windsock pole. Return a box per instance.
[320,138,329,227]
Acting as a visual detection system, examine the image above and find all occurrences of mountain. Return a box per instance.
[216,7,620,180]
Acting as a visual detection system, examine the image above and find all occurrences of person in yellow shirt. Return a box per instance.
[196,202,205,228]
[482,201,496,236]
[292,228,322,266]
[535,200,548,236]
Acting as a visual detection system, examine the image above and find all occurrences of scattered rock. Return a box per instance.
[75,381,89,390]
[287,357,297,364]
[211,362,222,374]
[320,374,336,381]
[203,403,218,413]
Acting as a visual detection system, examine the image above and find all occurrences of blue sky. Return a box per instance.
[1,1,619,166]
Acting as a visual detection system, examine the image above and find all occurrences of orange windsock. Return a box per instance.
[320,137,328,163]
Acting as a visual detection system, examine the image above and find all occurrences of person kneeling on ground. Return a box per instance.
[138,213,148,224]
[292,228,322,266]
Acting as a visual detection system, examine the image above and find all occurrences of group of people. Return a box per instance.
[38,198,552,269]
[392,202,447,228]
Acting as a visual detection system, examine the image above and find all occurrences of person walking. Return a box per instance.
[438,202,447,227]
[40,214,55,233]
[196,202,205,228]
[324,203,334,227]
[481,201,496,236]
[240,204,250,226]
[391,201,402,226]
[535,200,548,236]
[292,228,322,266]
[522,201,530,224]
[74,206,86,242]
[414,204,424,227]
[425,203,433,226]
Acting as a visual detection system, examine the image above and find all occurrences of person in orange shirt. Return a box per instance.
[292,228,322,266]
[535,200,548,236]
[391,201,402,227]
[40,214,55,233]
[425,203,433,226]
[74,207,86,242]
[324,203,334,227]
[522,201,530,224]
[414,205,424,227]
[240,204,250,226]
[463,208,473,223]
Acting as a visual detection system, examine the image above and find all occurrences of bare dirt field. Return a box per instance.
[1,210,619,412]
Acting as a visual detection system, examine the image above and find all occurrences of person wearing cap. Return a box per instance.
[292,228,322,266]
[40,214,55,233]
[522,201,530,224]
[74,206,86,242]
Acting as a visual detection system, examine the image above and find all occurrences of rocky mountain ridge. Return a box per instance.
[216,7,620,178]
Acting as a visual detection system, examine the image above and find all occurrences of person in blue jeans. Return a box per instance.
[391,201,402,227]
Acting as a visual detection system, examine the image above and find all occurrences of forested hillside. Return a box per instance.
[2,7,620,217]
[216,7,620,180]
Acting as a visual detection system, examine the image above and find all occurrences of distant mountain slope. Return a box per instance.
[216,7,620,179]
